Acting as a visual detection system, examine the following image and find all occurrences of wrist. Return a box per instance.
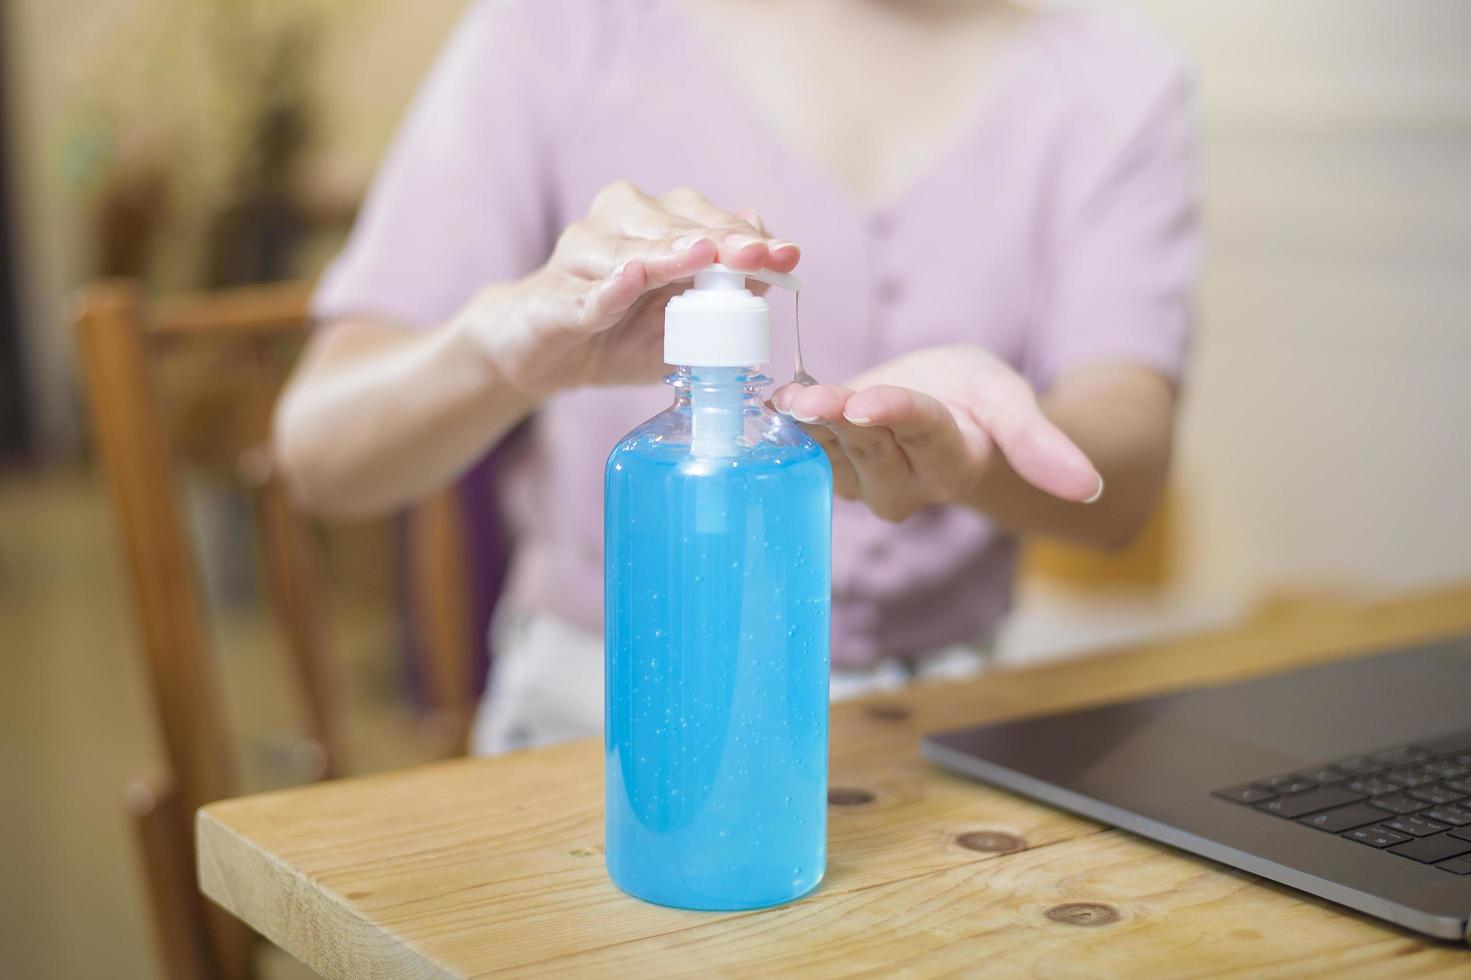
[442,286,542,413]
[451,274,589,400]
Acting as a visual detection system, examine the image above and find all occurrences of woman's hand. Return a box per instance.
[771,345,1103,523]
[277,181,797,515]
[463,181,799,396]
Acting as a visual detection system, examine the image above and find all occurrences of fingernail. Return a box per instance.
[671,235,707,252]
[725,233,762,250]
[609,259,631,279]
[769,240,798,254]
[1084,474,1105,505]
[844,414,873,426]
[792,412,820,424]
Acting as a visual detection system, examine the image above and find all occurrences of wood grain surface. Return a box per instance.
[199,585,1471,978]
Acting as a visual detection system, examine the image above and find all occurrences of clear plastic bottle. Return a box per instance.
[604,266,832,910]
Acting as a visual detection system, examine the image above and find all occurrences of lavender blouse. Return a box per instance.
[314,0,1200,667]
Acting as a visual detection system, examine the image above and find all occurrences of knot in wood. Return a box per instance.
[827,787,876,806]
[1045,903,1122,927]
[863,702,911,722]
[954,831,1025,854]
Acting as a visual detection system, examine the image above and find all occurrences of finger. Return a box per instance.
[568,214,780,289]
[782,383,852,426]
[784,384,917,521]
[843,385,989,500]
[555,229,724,332]
[806,425,860,499]
[733,208,799,274]
[735,207,766,235]
[771,386,858,497]
[589,180,694,239]
[591,183,753,271]
[659,188,800,273]
[659,187,753,233]
[764,239,801,273]
[771,382,805,415]
[590,183,799,274]
[827,417,918,521]
[983,396,1102,502]
[654,188,762,267]
[555,222,714,281]
[585,239,722,325]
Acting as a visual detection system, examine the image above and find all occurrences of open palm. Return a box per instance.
[772,345,1101,522]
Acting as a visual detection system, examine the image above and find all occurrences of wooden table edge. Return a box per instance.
[197,804,459,979]
[194,584,1471,977]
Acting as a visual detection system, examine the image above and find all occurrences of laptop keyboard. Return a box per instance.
[1212,728,1471,875]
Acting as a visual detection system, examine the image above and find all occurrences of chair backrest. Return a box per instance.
[74,278,479,979]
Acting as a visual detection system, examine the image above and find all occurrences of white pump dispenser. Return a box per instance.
[664,264,802,460]
[664,264,802,368]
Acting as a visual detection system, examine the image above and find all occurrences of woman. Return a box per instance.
[275,0,1199,753]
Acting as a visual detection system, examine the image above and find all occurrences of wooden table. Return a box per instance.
[199,586,1471,977]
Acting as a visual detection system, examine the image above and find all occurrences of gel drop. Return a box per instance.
[603,264,832,910]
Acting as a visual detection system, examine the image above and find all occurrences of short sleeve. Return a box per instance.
[1029,65,1201,391]
[312,0,563,329]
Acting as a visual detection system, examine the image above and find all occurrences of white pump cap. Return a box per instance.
[664,264,802,367]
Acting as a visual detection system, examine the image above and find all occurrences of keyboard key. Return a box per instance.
[1436,856,1471,875]
[1293,765,1350,785]
[1408,783,1466,806]
[1385,766,1439,788]
[1253,774,1318,795]
[1373,746,1433,766]
[1413,729,1471,756]
[1255,785,1366,818]
[1343,826,1412,848]
[1442,777,1471,795]
[1422,761,1469,780]
[1333,755,1388,775]
[1381,815,1449,837]
[1451,827,1471,843]
[1348,776,1399,797]
[1424,806,1471,827]
[1298,803,1389,833]
[1213,783,1277,805]
[1388,833,1471,864]
[1370,793,1430,815]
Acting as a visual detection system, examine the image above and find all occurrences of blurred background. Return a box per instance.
[2,0,1468,976]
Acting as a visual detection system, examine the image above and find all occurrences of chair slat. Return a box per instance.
[76,281,253,979]
[76,276,482,978]
[149,280,314,342]
[76,281,238,816]
[242,339,340,776]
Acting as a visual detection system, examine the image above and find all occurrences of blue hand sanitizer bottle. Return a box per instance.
[604,264,831,910]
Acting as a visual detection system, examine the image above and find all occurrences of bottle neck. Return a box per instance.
[668,366,769,457]
[666,365,770,404]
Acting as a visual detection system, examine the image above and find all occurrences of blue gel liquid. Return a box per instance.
[605,423,831,910]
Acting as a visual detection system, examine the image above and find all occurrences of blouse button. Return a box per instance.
[875,277,903,305]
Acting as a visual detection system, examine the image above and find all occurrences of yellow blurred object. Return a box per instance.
[1022,488,1179,591]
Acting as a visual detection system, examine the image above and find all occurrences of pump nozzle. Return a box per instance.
[690,264,803,294]
[665,264,800,367]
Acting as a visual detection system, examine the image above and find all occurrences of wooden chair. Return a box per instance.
[74,279,480,980]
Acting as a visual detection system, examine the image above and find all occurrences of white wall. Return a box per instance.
[1002,0,1471,661]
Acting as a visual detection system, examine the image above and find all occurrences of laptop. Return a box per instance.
[921,633,1471,941]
